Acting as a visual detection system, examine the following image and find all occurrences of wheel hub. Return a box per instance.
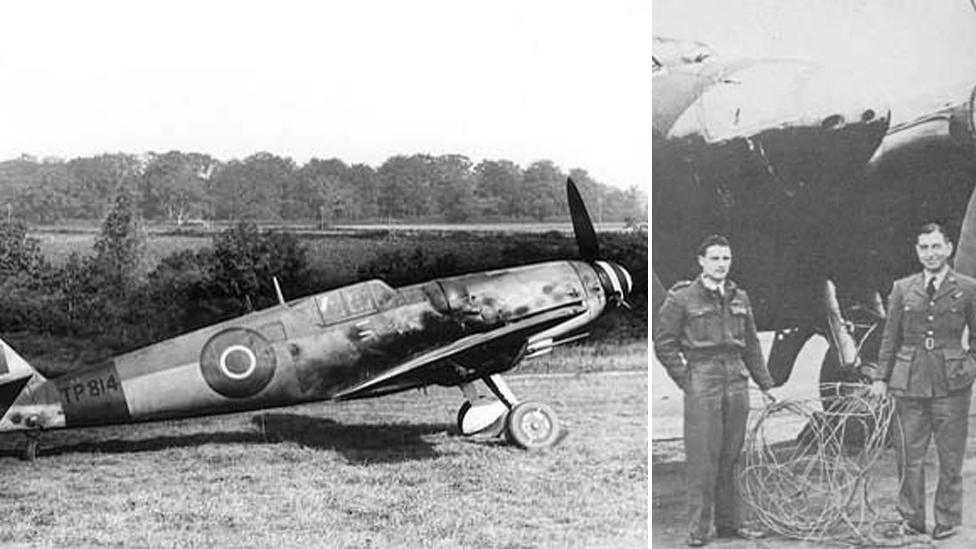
[521,409,552,441]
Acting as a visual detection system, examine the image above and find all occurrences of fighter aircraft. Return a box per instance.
[653,36,976,393]
[0,179,632,460]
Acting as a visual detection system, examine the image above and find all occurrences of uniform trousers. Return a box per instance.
[894,385,972,528]
[683,355,750,537]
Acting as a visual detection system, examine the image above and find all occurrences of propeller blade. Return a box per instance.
[566,178,600,261]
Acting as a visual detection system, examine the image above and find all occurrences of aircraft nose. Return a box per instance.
[594,261,632,306]
[666,58,890,189]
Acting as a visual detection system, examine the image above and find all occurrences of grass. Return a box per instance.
[29,229,556,284]
[0,371,648,548]
[516,341,648,375]
[32,232,212,268]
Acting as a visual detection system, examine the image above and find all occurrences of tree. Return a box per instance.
[210,223,310,311]
[0,221,45,279]
[347,163,380,219]
[431,154,476,222]
[297,158,372,222]
[93,185,150,293]
[210,153,295,220]
[377,154,435,218]
[522,160,565,220]
[141,151,218,222]
[474,160,524,218]
[67,154,145,219]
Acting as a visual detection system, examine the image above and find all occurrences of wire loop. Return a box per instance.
[739,383,914,546]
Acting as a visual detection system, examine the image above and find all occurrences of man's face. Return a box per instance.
[699,245,732,283]
[916,231,953,273]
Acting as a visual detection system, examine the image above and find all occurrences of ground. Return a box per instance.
[652,335,976,548]
[0,370,647,549]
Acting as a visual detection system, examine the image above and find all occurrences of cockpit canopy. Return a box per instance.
[314,280,398,325]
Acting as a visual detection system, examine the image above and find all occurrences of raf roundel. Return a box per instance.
[200,328,277,398]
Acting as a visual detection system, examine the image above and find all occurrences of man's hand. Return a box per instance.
[867,380,887,399]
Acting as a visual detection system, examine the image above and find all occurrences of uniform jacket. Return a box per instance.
[653,278,774,391]
[874,268,976,396]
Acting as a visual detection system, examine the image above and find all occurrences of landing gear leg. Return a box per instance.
[482,374,518,408]
[807,285,886,447]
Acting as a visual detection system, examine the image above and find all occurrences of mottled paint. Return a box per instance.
[0,259,628,432]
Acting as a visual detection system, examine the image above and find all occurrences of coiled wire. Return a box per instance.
[739,383,913,546]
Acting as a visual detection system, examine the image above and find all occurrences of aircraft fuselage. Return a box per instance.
[0,259,618,431]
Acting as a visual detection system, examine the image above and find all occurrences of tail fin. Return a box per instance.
[0,339,46,383]
[0,339,47,424]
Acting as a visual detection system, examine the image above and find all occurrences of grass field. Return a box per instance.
[0,371,648,549]
[29,229,567,286]
[32,232,212,268]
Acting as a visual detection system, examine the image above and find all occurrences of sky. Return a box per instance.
[653,0,976,110]
[0,0,652,190]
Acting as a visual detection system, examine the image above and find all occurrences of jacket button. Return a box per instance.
[928,315,934,321]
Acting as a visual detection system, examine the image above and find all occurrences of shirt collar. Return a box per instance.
[925,267,950,289]
[700,275,725,296]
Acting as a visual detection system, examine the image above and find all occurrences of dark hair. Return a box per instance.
[918,222,951,244]
[697,234,731,257]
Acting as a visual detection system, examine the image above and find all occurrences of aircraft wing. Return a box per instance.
[865,80,976,278]
[333,304,586,400]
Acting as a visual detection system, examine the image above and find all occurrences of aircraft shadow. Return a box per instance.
[250,413,446,463]
[0,415,450,464]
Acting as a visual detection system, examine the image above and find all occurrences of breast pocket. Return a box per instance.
[947,302,966,323]
[687,306,719,343]
[943,348,976,390]
[729,302,749,338]
[903,293,924,315]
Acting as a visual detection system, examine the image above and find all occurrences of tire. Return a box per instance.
[505,402,561,450]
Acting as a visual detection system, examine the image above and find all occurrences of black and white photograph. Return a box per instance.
[653,0,976,547]
[0,1,650,547]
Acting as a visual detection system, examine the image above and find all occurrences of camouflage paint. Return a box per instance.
[0,259,628,432]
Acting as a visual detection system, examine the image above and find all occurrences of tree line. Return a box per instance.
[0,152,647,225]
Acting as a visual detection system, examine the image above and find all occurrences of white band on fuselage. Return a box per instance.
[595,261,623,297]
[219,345,257,380]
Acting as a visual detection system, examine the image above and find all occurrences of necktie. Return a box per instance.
[927,277,937,299]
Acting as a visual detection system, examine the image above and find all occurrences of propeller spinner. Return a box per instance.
[566,178,633,307]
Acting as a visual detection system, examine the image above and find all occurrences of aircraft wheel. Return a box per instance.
[20,438,38,462]
[505,402,560,450]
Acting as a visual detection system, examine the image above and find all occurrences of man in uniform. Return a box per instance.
[869,223,976,541]
[654,234,776,547]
